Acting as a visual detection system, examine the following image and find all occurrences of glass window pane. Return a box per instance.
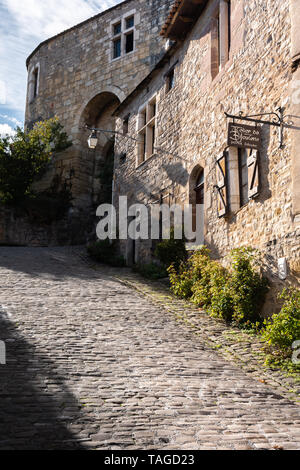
[113,22,121,35]
[125,32,134,53]
[113,38,121,58]
[126,16,134,29]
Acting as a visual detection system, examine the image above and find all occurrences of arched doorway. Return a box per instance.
[79,92,121,206]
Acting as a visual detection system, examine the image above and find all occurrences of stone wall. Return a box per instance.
[114,0,299,303]
[25,0,173,209]
[0,205,91,247]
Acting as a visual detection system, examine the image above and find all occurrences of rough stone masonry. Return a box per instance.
[113,0,300,306]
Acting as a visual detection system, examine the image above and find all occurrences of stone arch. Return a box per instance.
[76,90,121,206]
[75,85,126,132]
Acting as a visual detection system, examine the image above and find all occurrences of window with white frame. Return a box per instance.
[137,96,157,166]
[111,13,135,60]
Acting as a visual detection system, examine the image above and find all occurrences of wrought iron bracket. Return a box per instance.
[225,107,293,149]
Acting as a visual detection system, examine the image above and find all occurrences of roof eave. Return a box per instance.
[160,0,209,40]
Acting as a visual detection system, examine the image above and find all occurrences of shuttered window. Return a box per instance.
[247,149,260,199]
[238,148,249,207]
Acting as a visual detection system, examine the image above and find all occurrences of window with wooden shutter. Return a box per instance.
[216,152,228,218]
[247,149,260,199]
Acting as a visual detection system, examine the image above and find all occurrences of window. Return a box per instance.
[113,37,121,59]
[125,31,134,54]
[211,0,231,79]
[29,65,39,103]
[165,62,178,93]
[137,97,157,165]
[195,171,205,206]
[166,68,175,93]
[33,69,39,98]
[193,171,204,232]
[126,16,134,30]
[238,148,249,207]
[111,14,135,60]
[113,22,121,36]
[225,147,260,215]
[123,115,129,134]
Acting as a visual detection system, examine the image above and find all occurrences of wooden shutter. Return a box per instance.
[216,152,228,218]
[247,149,259,199]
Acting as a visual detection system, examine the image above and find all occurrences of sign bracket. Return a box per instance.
[225,107,293,149]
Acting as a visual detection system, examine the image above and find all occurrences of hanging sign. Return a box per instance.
[228,122,262,150]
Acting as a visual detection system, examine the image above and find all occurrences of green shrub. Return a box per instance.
[208,266,233,322]
[168,264,194,299]
[191,259,217,308]
[20,174,73,224]
[87,240,126,267]
[168,247,211,299]
[134,263,167,280]
[262,288,300,355]
[168,246,268,327]
[155,229,187,269]
[0,117,72,204]
[229,248,269,327]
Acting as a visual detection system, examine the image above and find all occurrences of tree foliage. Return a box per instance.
[0,117,72,204]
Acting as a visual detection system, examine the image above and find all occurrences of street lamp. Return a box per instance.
[88,130,98,149]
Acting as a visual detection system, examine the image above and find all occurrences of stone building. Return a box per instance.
[113,0,300,301]
[25,0,174,211]
[0,0,175,246]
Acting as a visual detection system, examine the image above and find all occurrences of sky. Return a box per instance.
[0,0,123,137]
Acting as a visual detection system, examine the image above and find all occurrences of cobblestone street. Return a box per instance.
[0,247,299,450]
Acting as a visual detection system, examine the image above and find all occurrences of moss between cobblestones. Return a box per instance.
[110,269,300,405]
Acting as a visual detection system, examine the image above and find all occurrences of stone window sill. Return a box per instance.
[136,152,158,170]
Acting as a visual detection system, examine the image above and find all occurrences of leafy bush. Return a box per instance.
[0,117,72,204]
[20,174,73,224]
[191,259,226,309]
[262,288,300,355]
[155,228,187,269]
[168,246,269,327]
[229,248,269,327]
[87,240,126,267]
[168,247,210,299]
[134,263,167,280]
[207,265,233,322]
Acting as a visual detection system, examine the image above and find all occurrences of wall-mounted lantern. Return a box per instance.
[88,130,98,149]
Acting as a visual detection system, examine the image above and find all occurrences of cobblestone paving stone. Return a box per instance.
[0,247,299,450]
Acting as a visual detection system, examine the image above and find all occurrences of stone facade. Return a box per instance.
[113,0,300,301]
[25,0,173,209]
[0,0,175,247]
